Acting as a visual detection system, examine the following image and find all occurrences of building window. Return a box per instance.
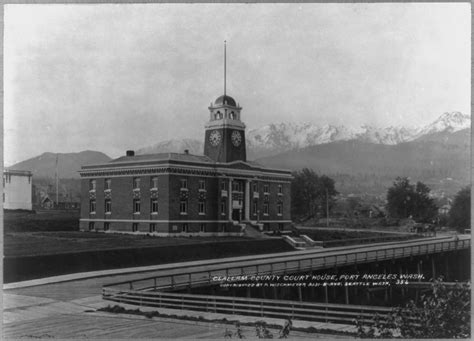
[220,200,226,215]
[89,222,95,230]
[198,200,206,215]
[264,223,270,231]
[221,223,226,231]
[221,181,227,191]
[253,201,258,216]
[182,223,188,232]
[89,179,96,191]
[263,184,269,194]
[104,222,110,231]
[132,223,138,232]
[199,179,206,191]
[180,200,188,215]
[89,200,96,213]
[180,178,188,189]
[277,203,283,216]
[263,203,269,216]
[133,199,141,214]
[105,178,112,190]
[133,177,140,189]
[151,176,158,189]
[253,182,258,192]
[149,223,156,233]
[232,182,241,192]
[200,223,206,232]
[278,184,283,194]
[278,223,284,231]
[105,199,111,214]
[151,198,158,214]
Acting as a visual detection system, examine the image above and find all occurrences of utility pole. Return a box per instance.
[55,154,59,208]
[326,187,329,227]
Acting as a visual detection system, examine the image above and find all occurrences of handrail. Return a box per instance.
[102,287,393,325]
[103,238,469,291]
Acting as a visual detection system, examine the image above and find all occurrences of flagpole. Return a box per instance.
[224,40,226,96]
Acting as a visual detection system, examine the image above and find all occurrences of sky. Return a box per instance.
[4,3,471,166]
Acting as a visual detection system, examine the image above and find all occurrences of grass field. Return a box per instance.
[4,209,80,232]
[297,229,389,241]
[4,231,253,257]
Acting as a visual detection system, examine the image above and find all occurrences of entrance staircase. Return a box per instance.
[283,234,322,249]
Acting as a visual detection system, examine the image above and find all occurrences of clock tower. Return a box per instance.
[204,42,246,163]
[204,95,247,163]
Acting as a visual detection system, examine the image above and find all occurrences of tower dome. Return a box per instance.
[214,95,237,107]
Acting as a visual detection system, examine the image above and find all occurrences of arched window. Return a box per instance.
[215,111,223,120]
[230,112,235,120]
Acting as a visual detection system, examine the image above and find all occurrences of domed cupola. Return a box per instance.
[214,95,237,107]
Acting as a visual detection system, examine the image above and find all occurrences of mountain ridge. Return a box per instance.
[135,111,470,159]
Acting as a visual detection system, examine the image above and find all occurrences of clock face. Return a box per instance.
[231,130,242,147]
[209,130,222,146]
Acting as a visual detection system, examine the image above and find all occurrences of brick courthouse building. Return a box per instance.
[79,93,292,235]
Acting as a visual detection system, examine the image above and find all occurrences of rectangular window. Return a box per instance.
[105,199,111,214]
[277,203,283,215]
[182,223,188,232]
[198,200,206,215]
[132,223,138,232]
[263,184,269,193]
[151,176,158,189]
[89,200,96,213]
[133,177,140,189]
[200,223,205,232]
[221,223,226,231]
[253,182,258,192]
[149,223,156,233]
[151,198,158,214]
[89,222,95,231]
[263,203,269,215]
[253,201,258,216]
[105,178,112,190]
[89,179,96,191]
[104,222,110,231]
[278,223,284,231]
[180,178,187,189]
[199,179,206,190]
[264,223,270,231]
[278,184,283,194]
[180,200,188,214]
[133,199,141,214]
[220,200,226,215]
[232,181,241,192]
[220,181,227,191]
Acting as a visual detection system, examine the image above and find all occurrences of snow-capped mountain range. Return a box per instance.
[136,112,470,158]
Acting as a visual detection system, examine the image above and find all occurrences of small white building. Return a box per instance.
[3,169,33,210]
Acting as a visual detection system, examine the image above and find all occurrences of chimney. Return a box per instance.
[126,150,135,157]
[184,149,189,155]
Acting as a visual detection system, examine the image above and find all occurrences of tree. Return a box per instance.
[386,177,437,222]
[291,168,338,221]
[356,279,470,338]
[448,187,470,231]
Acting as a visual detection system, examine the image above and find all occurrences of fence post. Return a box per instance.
[261,301,264,317]
[154,278,157,291]
[171,275,175,289]
[129,282,133,290]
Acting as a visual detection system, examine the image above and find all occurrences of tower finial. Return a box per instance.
[224,40,227,97]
